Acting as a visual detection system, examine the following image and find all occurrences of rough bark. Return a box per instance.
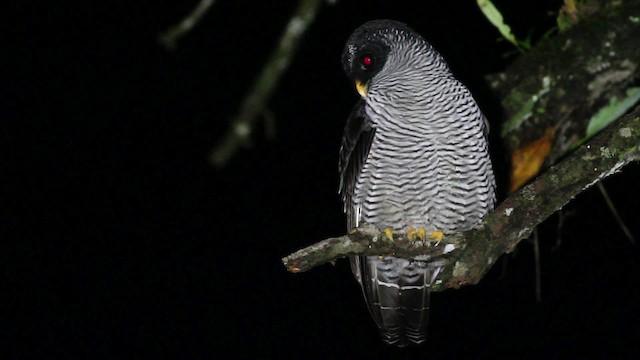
[493,1,640,190]
[283,105,640,291]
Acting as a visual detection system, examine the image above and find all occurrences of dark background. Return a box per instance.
[7,0,640,358]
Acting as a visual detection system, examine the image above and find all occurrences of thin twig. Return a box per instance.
[158,0,217,50]
[598,182,636,244]
[209,0,323,167]
[532,228,542,302]
[553,211,565,251]
[552,209,575,252]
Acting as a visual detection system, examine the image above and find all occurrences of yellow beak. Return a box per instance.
[355,80,369,98]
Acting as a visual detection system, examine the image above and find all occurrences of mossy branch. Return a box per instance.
[282,105,640,292]
[496,2,640,165]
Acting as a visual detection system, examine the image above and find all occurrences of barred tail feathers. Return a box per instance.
[350,255,443,346]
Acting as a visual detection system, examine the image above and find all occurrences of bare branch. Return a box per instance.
[158,0,217,50]
[282,106,640,292]
[282,223,463,274]
[597,182,636,244]
[209,0,323,167]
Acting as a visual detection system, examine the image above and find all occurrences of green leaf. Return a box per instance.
[477,0,527,50]
[585,87,640,138]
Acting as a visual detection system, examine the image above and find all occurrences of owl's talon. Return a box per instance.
[406,228,428,241]
[384,227,395,241]
[430,231,444,242]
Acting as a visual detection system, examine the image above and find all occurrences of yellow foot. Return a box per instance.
[430,231,444,242]
[384,227,395,241]
[406,228,428,241]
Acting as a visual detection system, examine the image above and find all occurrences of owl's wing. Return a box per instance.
[338,99,375,230]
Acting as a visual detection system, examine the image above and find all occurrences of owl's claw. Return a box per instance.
[406,228,443,241]
[383,227,395,241]
[406,228,428,241]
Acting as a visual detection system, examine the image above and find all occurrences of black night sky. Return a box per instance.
[7,1,640,358]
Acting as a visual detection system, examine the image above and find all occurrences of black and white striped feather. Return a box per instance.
[339,20,496,347]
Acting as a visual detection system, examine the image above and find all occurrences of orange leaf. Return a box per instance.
[509,127,555,193]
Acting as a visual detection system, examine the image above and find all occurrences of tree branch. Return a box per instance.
[209,0,323,167]
[492,2,640,190]
[158,0,217,50]
[282,105,640,291]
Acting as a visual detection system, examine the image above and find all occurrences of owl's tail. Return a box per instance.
[350,255,443,346]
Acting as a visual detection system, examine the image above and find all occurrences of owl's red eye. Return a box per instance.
[361,55,373,67]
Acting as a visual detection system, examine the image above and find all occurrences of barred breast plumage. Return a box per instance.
[339,19,496,346]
